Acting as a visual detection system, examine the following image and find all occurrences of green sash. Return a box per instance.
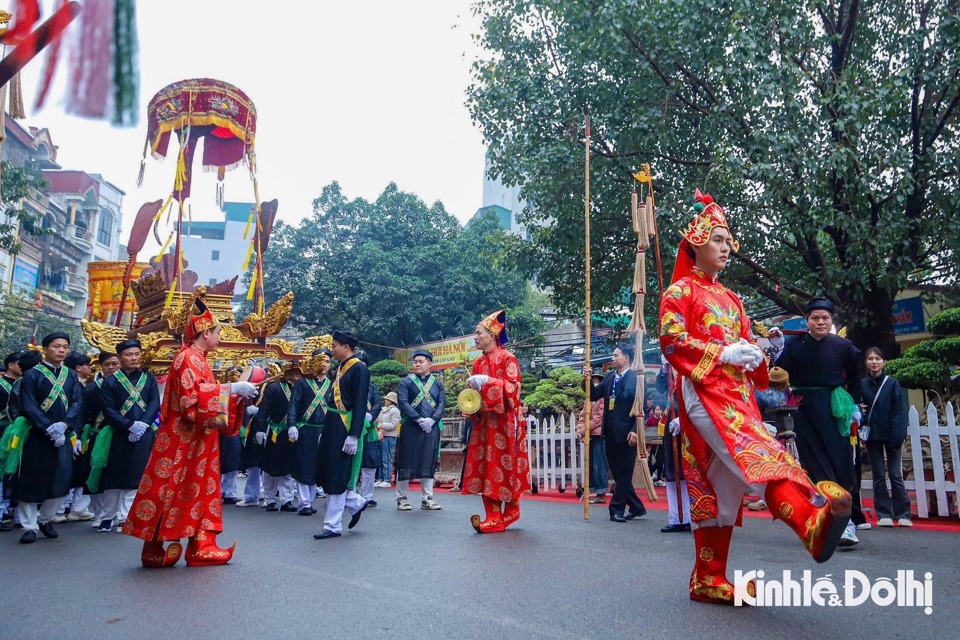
[0,416,30,475]
[327,406,369,491]
[409,374,437,409]
[268,419,287,443]
[300,378,329,423]
[86,426,113,493]
[37,365,69,412]
[0,377,12,422]
[116,370,148,414]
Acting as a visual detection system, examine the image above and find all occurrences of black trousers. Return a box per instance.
[606,440,645,516]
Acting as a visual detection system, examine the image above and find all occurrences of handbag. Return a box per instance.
[862,375,890,442]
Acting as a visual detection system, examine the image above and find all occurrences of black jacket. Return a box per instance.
[590,369,638,445]
[861,372,908,447]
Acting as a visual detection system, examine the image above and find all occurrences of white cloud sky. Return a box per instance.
[15,1,488,256]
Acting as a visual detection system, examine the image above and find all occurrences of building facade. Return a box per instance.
[179,201,257,297]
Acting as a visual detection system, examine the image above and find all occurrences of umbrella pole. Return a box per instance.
[583,115,592,521]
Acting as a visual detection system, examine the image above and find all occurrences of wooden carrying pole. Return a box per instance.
[583,114,592,521]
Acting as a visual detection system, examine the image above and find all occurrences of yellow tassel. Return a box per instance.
[631,192,640,234]
[646,194,656,237]
[240,241,255,271]
[246,272,257,300]
[152,196,173,222]
[243,207,254,240]
[164,280,178,309]
[156,231,174,259]
[633,250,645,293]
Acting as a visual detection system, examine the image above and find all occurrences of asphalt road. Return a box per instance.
[1,487,956,640]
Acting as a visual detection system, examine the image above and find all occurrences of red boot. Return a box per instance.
[185,530,237,566]
[141,540,183,568]
[764,479,851,563]
[689,526,755,605]
[471,496,506,533]
[501,500,521,528]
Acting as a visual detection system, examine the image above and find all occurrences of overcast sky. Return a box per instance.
[16,1,488,255]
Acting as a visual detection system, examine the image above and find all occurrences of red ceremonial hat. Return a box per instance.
[479,309,508,346]
[670,189,739,284]
[184,296,219,341]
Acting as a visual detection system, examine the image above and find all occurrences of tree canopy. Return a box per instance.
[467,0,960,355]
[886,306,960,405]
[0,160,50,256]
[253,182,539,362]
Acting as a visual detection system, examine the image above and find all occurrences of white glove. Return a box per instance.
[669,418,681,437]
[467,374,490,390]
[254,431,267,446]
[288,426,299,442]
[245,405,259,416]
[342,435,358,455]
[128,430,142,443]
[231,381,258,398]
[53,435,66,448]
[719,342,764,368]
[420,418,435,433]
[364,412,373,423]
[130,421,149,437]
[72,440,82,455]
[46,422,67,439]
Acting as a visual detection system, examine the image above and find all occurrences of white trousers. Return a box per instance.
[262,474,294,506]
[101,489,136,523]
[665,480,691,525]
[682,378,765,528]
[396,478,433,500]
[297,483,316,509]
[243,467,263,503]
[18,499,60,532]
[360,468,376,502]
[323,490,365,534]
[221,471,239,498]
[89,493,105,523]
[68,487,90,513]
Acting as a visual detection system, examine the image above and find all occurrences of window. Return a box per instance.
[211,250,220,261]
[97,211,113,245]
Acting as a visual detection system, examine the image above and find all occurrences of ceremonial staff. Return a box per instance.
[627,166,657,501]
[583,114,592,520]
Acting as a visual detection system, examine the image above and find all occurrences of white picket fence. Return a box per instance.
[526,412,584,493]
[904,402,959,519]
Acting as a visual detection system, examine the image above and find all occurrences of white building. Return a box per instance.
[179,201,257,295]
[469,151,532,237]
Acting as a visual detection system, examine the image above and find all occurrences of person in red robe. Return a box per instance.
[122,297,257,567]
[659,190,852,605]
[462,309,530,533]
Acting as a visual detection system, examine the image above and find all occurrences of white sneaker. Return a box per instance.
[877,517,894,527]
[316,489,326,498]
[838,527,859,547]
[66,510,95,522]
[856,522,872,530]
[235,499,259,507]
[397,496,412,511]
[897,518,913,528]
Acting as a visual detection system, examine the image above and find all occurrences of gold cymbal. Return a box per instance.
[457,388,482,414]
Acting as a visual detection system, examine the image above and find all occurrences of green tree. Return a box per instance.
[0,290,84,353]
[0,160,51,256]
[467,0,960,356]
[255,182,537,361]
[369,358,409,397]
[522,366,585,415]
[886,307,960,406]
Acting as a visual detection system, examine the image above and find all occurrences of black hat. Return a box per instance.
[41,332,71,348]
[311,348,333,358]
[116,339,142,354]
[98,351,119,364]
[804,298,835,316]
[332,330,359,349]
[4,351,22,366]
[411,349,434,362]
[64,351,84,369]
[18,350,42,370]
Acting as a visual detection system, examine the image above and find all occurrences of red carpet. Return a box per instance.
[435,486,960,533]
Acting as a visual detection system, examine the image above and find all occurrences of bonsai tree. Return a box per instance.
[369,358,409,398]
[886,307,960,408]
[522,366,586,420]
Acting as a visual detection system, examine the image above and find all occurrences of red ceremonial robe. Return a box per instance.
[659,266,808,522]
[123,344,231,541]
[462,346,531,502]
